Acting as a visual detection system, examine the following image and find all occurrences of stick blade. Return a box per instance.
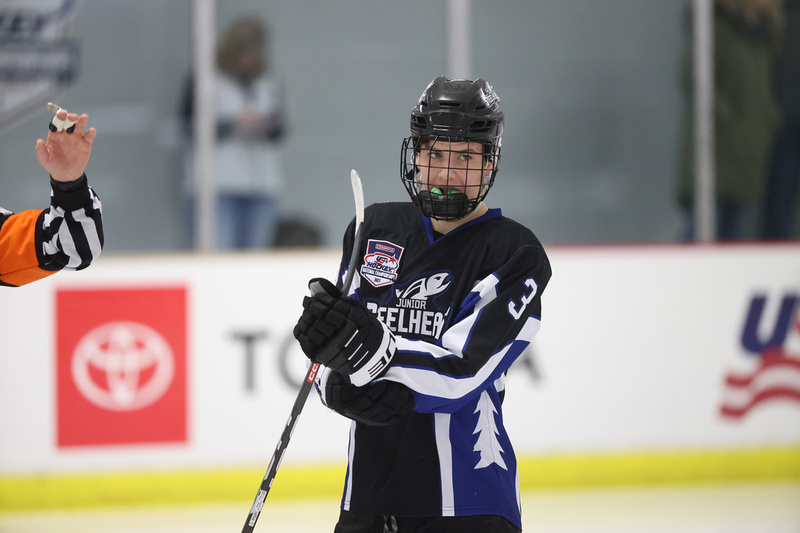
[351,169,365,227]
[342,170,366,294]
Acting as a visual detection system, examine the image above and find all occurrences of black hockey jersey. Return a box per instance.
[326,202,551,528]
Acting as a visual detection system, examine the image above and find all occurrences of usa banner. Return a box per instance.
[720,293,800,419]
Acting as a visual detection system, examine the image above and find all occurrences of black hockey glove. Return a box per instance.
[317,367,415,426]
[293,278,396,386]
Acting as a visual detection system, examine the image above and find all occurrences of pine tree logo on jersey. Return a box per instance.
[361,239,404,288]
[473,391,508,470]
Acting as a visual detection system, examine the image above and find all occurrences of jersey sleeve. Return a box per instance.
[0,176,104,287]
[381,243,551,413]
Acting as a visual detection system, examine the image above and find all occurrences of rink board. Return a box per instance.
[1,243,799,509]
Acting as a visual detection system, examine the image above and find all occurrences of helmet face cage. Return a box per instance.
[400,77,504,220]
[401,135,500,220]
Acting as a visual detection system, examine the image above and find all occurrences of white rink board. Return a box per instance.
[1,244,799,476]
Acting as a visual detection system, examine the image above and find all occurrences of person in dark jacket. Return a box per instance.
[760,0,800,238]
[678,0,785,240]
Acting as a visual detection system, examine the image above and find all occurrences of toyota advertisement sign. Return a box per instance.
[55,286,187,447]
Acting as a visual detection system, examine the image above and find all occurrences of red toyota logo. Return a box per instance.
[71,321,175,411]
[56,287,187,447]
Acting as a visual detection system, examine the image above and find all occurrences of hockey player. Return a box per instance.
[0,107,103,287]
[294,77,551,532]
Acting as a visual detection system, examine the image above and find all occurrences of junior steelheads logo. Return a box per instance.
[364,271,452,340]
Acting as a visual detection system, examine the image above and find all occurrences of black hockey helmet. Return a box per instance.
[401,77,504,220]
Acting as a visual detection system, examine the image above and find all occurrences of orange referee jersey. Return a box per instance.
[0,208,58,287]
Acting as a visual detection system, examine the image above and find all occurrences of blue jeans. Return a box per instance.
[187,194,279,250]
[760,126,800,239]
[681,198,758,241]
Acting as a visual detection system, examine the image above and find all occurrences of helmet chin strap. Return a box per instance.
[430,201,488,234]
[457,201,487,223]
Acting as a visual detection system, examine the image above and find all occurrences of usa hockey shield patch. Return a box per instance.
[361,239,404,288]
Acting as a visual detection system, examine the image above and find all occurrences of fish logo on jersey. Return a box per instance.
[361,239,404,288]
[395,272,451,301]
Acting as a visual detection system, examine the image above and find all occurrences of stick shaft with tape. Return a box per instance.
[241,170,365,533]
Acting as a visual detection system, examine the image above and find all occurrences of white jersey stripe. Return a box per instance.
[435,413,455,516]
[386,317,541,403]
[342,421,357,511]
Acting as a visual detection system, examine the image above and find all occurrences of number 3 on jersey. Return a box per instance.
[507,278,538,320]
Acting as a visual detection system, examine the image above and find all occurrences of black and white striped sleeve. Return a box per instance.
[39,174,104,272]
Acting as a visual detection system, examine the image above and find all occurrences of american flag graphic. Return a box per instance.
[720,348,800,418]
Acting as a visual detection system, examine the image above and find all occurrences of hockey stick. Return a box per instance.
[241,169,365,533]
